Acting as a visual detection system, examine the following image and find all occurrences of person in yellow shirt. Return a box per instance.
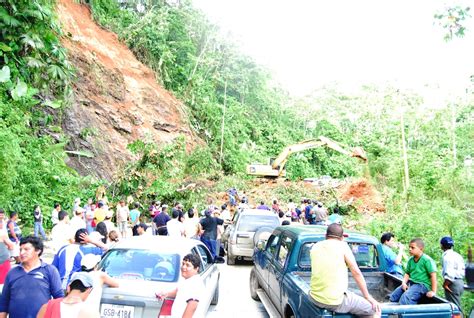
[310,224,381,318]
[93,202,106,225]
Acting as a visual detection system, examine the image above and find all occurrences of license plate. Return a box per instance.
[100,304,135,318]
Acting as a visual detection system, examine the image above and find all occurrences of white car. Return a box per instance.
[98,236,222,318]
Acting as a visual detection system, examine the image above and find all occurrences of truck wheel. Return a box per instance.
[249,268,260,301]
[211,279,219,305]
[227,256,235,265]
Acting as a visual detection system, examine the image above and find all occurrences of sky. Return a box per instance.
[192,0,474,97]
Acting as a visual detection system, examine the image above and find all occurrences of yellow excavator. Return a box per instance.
[246,136,367,177]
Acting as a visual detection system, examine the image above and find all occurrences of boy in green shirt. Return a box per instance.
[389,238,437,304]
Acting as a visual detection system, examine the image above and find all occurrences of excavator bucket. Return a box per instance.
[351,147,367,162]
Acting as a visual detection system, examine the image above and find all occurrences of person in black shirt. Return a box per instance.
[199,209,223,260]
[153,206,171,235]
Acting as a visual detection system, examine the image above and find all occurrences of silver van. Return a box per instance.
[222,209,279,265]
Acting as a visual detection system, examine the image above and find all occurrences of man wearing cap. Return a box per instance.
[440,236,465,312]
[52,229,107,291]
[0,236,63,318]
[36,272,98,318]
[309,224,381,317]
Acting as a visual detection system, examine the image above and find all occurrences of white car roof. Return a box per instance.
[109,236,202,254]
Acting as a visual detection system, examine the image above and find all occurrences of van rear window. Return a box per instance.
[237,215,279,232]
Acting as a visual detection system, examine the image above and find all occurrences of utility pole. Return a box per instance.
[219,79,227,164]
[398,92,410,213]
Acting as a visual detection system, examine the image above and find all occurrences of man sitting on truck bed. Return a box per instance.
[309,223,381,318]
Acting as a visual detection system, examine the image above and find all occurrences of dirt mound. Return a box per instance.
[56,0,201,180]
[339,178,385,213]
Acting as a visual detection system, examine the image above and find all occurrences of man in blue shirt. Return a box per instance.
[52,228,106,290]
[0,236,63,318]
[380,232,405,277]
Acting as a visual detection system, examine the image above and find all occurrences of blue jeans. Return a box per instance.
[201,237,217,259]
[34,222,47,240]
[390,282,428,304]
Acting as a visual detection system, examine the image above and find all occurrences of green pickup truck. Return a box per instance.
[251,225,463,318]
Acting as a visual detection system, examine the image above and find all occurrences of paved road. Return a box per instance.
[42,242,269,317]
[207,260,269,318]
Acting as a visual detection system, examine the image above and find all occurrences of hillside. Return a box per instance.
[57,0,201,180]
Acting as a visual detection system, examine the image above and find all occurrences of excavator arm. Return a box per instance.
[246,136,367,177]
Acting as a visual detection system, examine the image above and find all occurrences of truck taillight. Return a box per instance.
[158,299,174,317]
[451,314,462,318]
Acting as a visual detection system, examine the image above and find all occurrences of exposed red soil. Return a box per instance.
[56,0,201,180]
[339,178,385,213]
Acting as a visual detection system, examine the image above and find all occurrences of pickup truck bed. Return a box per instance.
[293,271,449,305]
[252,225,462,318]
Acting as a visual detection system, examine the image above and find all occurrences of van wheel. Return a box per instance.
[211,280,219,305]
[227,256,235,265]
[249,268,260,301]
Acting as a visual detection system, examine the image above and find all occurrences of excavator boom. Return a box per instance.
[246,136,367,177]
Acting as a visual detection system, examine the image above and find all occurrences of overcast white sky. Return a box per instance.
[192,0,474,97]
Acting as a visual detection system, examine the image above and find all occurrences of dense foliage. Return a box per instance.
[0,0,96,228]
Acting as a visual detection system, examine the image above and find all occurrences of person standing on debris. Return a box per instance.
[440,236,465,312]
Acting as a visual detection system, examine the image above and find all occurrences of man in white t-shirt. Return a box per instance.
[156,253,205,318]
[116,200,130,238]
[167,210,185,237]
[51,211,74,252]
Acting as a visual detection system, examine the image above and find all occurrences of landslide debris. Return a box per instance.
[56,0,200,180]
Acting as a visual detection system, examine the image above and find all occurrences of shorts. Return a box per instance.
[310,291,376,318]
[9,242,19,257]
[117,221,127,232]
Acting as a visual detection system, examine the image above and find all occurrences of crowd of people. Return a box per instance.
[0,189,467,317]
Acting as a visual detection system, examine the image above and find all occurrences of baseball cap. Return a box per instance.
[440,236,454,247]
[69,272,94,288]
[81,254,101,270]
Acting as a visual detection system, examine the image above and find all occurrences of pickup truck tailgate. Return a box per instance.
[380,303,460,318]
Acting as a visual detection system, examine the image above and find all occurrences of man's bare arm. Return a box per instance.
[182,300,199,318]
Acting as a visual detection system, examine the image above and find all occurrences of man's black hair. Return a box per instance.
[187,208,195,218]
[326,223,343,239]
[172,210,179,219]
[58,210,68,221]
[97,202,104,208]
[54,203,60,209]
[260,201,265,205]
[69,279,89,292]
[20,236,44,256]
[221,204,227,210]
[133,202,140,208]
[183,253,201,269]
[381,232,395,244]
[75,228,88,243]
[138,223,148,230]
[282,220,291,226]
[9,211,17,218]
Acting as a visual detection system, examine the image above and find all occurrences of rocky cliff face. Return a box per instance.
[57,0,200,180]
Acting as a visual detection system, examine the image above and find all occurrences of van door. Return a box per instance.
[267,234,293,313]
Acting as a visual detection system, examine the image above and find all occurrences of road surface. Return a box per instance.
[207,260,269,318]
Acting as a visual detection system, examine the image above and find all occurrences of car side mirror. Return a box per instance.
[256,239,266,251]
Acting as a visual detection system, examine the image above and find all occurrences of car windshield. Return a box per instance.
[237,215,279,232]
[298,242,379,269]
[98,249,180,282]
